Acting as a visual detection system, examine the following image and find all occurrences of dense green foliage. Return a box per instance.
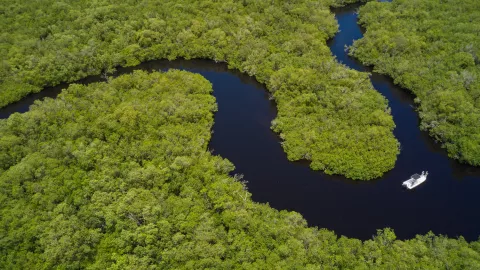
[331,0,370,8]
[0,0,398,179]
[351,0,480,165]
[1,71,480,269]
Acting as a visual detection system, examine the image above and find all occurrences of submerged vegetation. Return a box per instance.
[351,0,480,166]
[1,71,480,268]
[0,0,398,179]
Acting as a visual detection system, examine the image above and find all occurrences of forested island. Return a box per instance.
[2,0,480,268]
[351,0,480,166]
[0,0,398,180]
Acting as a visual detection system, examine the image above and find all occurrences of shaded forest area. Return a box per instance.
[1,70,480,269]
[0,0,398,179]
[351,0,480,166]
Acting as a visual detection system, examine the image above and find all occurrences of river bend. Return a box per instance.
[1,3,480,240]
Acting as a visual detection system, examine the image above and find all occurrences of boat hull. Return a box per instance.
[402,176,427,189]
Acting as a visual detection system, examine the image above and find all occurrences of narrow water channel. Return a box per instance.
[1,3,480,241]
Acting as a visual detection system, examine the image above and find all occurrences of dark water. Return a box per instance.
[2,4,480,241]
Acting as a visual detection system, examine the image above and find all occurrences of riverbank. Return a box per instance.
[0,0,398,180]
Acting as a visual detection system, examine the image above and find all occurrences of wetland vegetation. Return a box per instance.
[1,71,480,269]
[0,0,398,180]
[1,0,480,268]
[351,0,480,166]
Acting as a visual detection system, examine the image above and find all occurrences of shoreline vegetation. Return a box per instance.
[1,71,479,268]
[351,0,480,166]
[2,0,480,268]
[0,0,398,180]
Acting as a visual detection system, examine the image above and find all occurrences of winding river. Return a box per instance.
[2,3,480,241]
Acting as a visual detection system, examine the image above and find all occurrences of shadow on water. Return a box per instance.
[2,3,480,241]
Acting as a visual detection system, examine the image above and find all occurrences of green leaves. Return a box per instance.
[352,0,480,166]
[0,0,398,179]
[0,70,477,268]
[1,0,478,268]
[0,70,222,268]
[270,66,398,179]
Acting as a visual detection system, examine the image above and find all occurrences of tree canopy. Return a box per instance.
[351,0,480,166]
[0,0,399,179]
[1,70,479,269]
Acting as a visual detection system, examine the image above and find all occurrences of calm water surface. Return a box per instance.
[1,3,480,241]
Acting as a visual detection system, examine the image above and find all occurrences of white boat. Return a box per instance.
[402,171,428,189]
